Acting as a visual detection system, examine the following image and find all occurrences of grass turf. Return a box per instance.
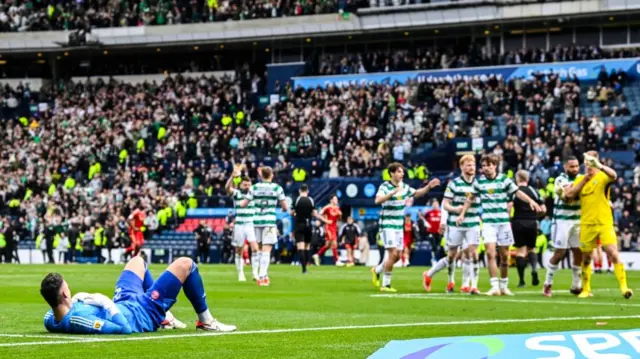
[0,263,638,358]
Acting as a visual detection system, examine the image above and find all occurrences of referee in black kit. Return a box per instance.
[512,170,547,288]
[291,184,329,274]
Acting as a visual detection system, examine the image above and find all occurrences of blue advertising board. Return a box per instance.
[369,329,640,359]
[292,58,640,89]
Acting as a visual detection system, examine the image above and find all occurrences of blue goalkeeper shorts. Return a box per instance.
[113,270,181,333]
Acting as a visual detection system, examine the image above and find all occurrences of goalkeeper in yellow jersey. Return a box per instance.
[565,151,632,299]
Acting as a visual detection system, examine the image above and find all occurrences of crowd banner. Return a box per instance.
[292,58,640,89]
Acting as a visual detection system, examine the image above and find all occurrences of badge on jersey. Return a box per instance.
[93,320,104,331]
[488,189,495,194]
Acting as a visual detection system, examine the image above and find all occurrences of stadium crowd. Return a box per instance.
[0,45,639,263]
[0,0,361,32]
[317,44,640,75]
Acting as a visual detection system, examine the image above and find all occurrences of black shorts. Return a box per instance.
[512,220,537,249]
[294,225,312,244]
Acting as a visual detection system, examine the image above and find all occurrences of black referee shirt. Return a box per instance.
[294,196,315,228]
[512,185,542,221]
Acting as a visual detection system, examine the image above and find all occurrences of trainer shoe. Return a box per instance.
[312,254,321,266]
[371,267,381,288]
[238,273,247,282]
[380,286,397,293]
[470,288,480,295]
[485,287,501,296]
[335,261,345,267]
[196,319,237,332]
[578,290,593,298]
[569,287,582,295]
[161,311,187,329]
[446,282,455,294]
[501,288,515,296]
[543,284,552,297]
[622,288,633,299]
[460,286,471,294]
[422,271,432,292]
[531,272,540,286]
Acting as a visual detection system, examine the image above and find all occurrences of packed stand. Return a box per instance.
[0,0,361,32]
[316,44,640,75]
[1,58,640,261]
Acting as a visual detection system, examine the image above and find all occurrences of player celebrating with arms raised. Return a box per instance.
[474,154,542,296]
[252,167,288,286]
[566,151,632,299]
[543,156,583,297]
[313,195,342,266]
[423,155,480,294]
[371,162,440,292]
[225,165,258,282]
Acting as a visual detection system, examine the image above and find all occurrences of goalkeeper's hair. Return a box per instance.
[41,273,64,308]
[585,150,599,159]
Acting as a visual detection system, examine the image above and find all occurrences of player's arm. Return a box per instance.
[414,178,441,198]
[564,174,591,199]
[68,313,132,335]
[585,153,617,181]
[278,187,288,212]
[225,169,241,195]
[312,210,330,224]
[439,207,449,235]
[514,190,542,212]
[375,186,401,205]
[239,191,252,208]
[442,198,463,214]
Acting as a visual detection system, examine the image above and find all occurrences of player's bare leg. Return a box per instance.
[235,246,246,282]
[121,256,186,329]
[248,241,259,280]
[424,245,458,293]
[498,246,513,296]
[296,241,309,274]
[593,246,603,274]
[331,240,343,266]
[379,248,400,292]
[515,246,528,288]
[467,245,480,294]
[485,243,500,295]
[258,244,273,286]
[346,245,355,267]
[460,248,471,293]
[602,244,632,299]
[578,250,594,298]
[164,257,236,331]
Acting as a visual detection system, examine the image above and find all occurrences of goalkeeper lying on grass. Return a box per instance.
[41,256,236,334]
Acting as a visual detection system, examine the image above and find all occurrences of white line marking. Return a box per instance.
[0,334,85,340]
[370,293,640,307]
[2,314,640,348]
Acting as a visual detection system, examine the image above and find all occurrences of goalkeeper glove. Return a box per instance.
[584,153,603,169]
[71,292,91,304]
[84,293,120,316]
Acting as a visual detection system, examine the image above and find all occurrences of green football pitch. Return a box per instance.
[0,264,638,358]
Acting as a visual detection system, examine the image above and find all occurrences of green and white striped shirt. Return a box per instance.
[377,181,416,230]
[251,182,286,227]
[553,173,580,223]
[443,177,480,228]
[232,188,255,226]
[473,174,519,225]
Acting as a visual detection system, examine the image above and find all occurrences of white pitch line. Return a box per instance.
[0,334,85,340]
[2,314,640,348]
[370,293,640,307]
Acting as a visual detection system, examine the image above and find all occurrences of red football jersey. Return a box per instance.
[323,206,341,231]
[425,209,441,234]
[129,209,146,231]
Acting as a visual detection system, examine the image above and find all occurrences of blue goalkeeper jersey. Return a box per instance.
[44,302,133,334]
